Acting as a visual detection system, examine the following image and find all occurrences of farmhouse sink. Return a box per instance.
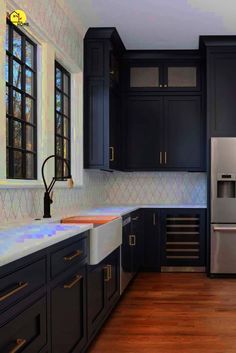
[61,215,122,265]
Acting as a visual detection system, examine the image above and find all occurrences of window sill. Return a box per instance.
[0,179,82,189]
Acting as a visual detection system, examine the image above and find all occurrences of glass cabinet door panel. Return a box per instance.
[130,67,160,88]
[167,67,197,87]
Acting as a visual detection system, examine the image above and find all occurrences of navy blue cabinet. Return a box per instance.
[124,95,205,171]
[87,248,120,339]
[84,28,125,170]
[142,209,161,271]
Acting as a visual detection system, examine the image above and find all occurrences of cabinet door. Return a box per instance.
[129,65,163,90]
[109,90,121,169]
[160,209,206,267]
[125,96,163,170]
[121,216,133,272]
[51,266,87,353]
[131,210,144,272]
[87,263,106,338]
[208,50,236,137]
[106,249,120,309]
[164,96,205,171]
[142,209,161,271]
[164,64,200,91]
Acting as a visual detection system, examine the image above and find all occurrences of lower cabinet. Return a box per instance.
[87,248,120,339]
[51,265,87,353]
[0,296,47,353]
[142,209,161,271]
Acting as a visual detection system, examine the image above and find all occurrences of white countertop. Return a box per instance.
[0,222,92,267]
[79,204,207,216]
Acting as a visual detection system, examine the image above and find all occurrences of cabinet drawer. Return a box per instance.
[51,238,87,278]
[0,296,47,353]
[0,259,46,313]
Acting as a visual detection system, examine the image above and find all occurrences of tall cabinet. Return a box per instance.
[84,28,125,170]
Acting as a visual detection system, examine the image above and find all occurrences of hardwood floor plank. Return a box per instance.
[87,273,236,353]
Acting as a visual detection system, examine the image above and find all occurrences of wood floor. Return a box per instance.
[88,273,236,353]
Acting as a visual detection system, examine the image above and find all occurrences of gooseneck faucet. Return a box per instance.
[41,155,74,218]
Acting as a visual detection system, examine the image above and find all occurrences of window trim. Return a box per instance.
[6,19,37,180]
[54,60,71,180]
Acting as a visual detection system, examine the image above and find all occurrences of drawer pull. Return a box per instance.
[104,266,110,282]
[108,264,112,280]
[64,275,82,289]
[9,338,27,353]
[64,250,83,261]
[0,282,28,302]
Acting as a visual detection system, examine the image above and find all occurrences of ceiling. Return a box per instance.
[67,0,236,49]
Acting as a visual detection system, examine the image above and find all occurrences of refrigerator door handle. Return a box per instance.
[213,227,236,232]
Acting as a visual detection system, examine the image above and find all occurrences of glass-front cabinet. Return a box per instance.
[129,63,200,91]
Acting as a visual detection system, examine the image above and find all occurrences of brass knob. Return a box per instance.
[164,84,168,88]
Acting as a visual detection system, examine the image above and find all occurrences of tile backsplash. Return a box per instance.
[0,171,207,223]
[104,172,207,205]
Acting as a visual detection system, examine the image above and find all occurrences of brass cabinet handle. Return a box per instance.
[159,152,163,165]
[159,84,163,88]
[153,213,156,226]
[9,338,27,353]
[129,235,136,246]
[64,250,83,261]
[109,146,115,162]
[0,282,28,303]
[64,275,82,289]
[132,216,139,221]
[164,151,167,164]
[108,265,112,280]
[164,84,168,87]
[104,266,110,282]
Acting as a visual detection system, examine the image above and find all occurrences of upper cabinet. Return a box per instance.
[84,28,125,170]
[200,36,236,137]
[127,59,201,92]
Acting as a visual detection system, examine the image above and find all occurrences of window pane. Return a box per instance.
[25,41,34,68]
[6,87,9,114]
[13,120,22,148]
[130,67,160,87]
[13,150,23,178]
[63,139,69,159]
[168,67,197,87]
[64,118,69,137]
[13,60,22,89]
[5,25,9,51]
[64,74,69,94]
[13,30,22,59]
[26,153,34,178]
[5,54,9,82]
[56,158,63,179]
[25,97,34,123]
[56,113,63,135]
[63,160,69,177]
[56,136,62,156]
[63,95,69,116]
[56,91,62,112]
[13,90,22,118]
[26,125,34,151]
[26,69,33,95]
[56,68,62,89]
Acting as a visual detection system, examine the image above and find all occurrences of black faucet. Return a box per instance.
[41,155,73,218]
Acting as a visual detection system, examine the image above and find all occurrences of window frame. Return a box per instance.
[5,19,37,180]
[54,60,71,180]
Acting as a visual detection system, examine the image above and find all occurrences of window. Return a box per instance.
[55,61,71,179]
[5,20,37,179]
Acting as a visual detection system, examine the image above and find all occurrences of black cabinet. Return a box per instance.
[124,95,205,171]
[84,28,125,170]
[122,210,144,273]
[142,209,161,271]
[160,209,206,267]
[51,266,87,353]
[207,48,236,137]
[87,248,120,339]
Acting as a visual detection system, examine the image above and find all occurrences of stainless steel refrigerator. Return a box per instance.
[211,137,236,274]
